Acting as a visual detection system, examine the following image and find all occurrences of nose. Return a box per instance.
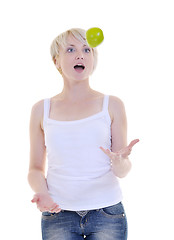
[75,55,84,60]
[75,51,84,60]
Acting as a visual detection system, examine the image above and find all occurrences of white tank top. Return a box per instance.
[43,95,123,211]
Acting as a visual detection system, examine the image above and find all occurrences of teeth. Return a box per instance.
[74,64,85,69]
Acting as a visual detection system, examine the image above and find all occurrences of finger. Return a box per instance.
[50,203,59,209]
[38,204,52,212]
[128,139,139,149]
[38,207,48,212]
[99,146,111,155]
[49,203,59,212]
[55,208,62,213]
[100,146,108,154]
[118,145,133,158]
[118,150,130,159]
[31,196,39,203]
[99,147,114,158]
[50,206,61,213]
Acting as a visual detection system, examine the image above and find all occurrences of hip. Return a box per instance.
[41,201,128,240]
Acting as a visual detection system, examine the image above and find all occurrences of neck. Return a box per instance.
[59,78,95,103]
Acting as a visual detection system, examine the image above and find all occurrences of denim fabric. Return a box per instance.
[41,202,128,240]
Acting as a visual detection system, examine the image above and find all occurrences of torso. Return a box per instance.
[40,91,114,130]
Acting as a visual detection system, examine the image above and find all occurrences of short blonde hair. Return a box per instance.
[50,28,98,74]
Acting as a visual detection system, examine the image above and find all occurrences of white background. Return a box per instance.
[0,0,173,239]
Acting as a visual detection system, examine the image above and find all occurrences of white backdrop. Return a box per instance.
[0,0,173,239]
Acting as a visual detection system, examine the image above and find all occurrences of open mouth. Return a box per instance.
[74,64,85,72]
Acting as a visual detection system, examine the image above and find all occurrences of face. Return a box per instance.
[56,33,94,81]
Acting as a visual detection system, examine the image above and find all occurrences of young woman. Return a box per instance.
[28,28,139,240]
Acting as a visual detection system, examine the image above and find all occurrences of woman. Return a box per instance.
[28,28,139,240]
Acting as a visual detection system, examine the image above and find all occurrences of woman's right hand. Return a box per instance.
[31,192,61,213]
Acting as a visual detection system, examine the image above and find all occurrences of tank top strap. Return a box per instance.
[44,98,50,121]
[102,95,109,112]
[102,95,111,125]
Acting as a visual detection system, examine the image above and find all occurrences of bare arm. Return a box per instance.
[28,100,61,213]
[100,96,139,178]
[110,97,131,178]
[28,100,48,193]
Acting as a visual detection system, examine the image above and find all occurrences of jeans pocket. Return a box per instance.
[42,211,57,220]
[100,202,126,218]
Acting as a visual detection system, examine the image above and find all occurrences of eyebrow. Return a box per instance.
[68,44,88,47]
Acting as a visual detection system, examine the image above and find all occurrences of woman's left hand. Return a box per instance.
[99,139,139,161]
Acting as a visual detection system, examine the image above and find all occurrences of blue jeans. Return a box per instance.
[41,202,128,240]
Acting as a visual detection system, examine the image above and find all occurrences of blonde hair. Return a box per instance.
[50,28,98,74]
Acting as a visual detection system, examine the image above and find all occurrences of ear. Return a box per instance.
[54,55,60,68]
[53,57,56,65]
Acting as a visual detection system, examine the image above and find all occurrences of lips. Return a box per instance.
[74,63,85,72]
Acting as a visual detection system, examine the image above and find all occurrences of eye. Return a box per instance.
[84,48,91,53]
[67,47,75,53]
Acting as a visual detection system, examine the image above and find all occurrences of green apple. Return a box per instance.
[86,27,104,48]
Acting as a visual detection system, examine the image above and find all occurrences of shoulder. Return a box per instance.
[109,95,124,107]
[108,95,126,121]
[30,99,45,130]
[31,99,44,115]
